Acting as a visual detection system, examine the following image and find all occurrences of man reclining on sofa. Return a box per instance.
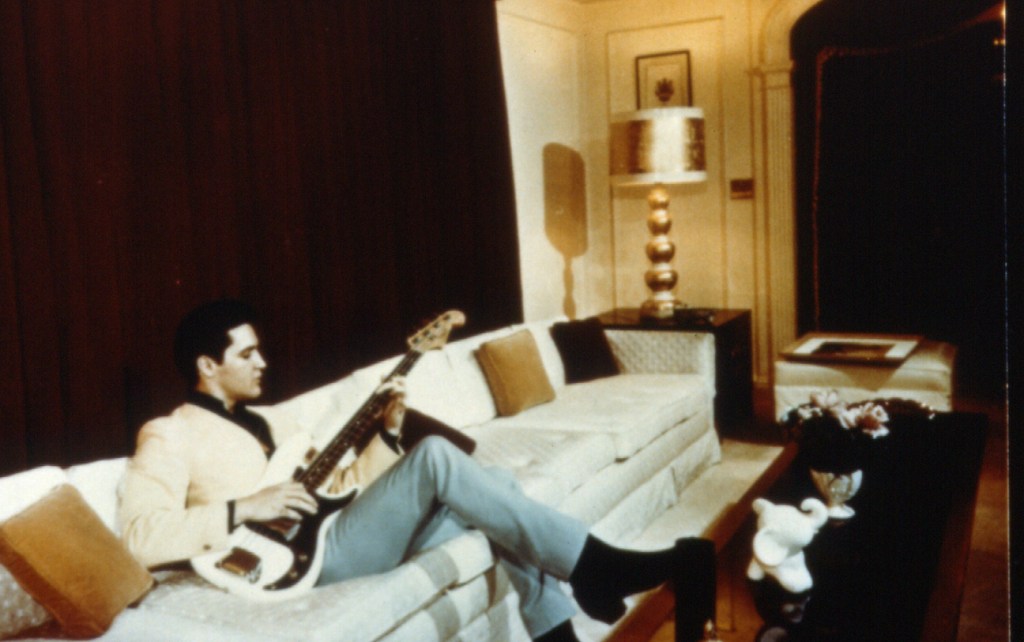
[118,300,713,642]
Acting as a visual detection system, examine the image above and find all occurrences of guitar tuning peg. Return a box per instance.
[417,315,440,333]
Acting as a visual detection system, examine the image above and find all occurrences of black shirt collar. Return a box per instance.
[186,390,275,457]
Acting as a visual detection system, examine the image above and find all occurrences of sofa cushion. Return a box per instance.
[1,564,51,639]
[590,426,721,543]
[65,458,128,534]
[483,374,709,459]
[380,568,512,642]
[0,484,153,638]
[128,531,495,642]
[466,426,617,506]
[475,329,555,416]
[447,592,532,642]
[560,410,717,530]
[550,318,620,383]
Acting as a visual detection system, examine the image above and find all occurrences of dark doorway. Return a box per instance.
[791,1,1006,396]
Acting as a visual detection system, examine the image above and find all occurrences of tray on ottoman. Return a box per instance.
[774,333,956,416]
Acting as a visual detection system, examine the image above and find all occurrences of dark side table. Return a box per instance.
[597,308,754,438]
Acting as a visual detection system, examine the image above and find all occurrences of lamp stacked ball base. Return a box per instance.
[641,185,683,319]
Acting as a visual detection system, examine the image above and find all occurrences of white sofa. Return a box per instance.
[1,318,722,642]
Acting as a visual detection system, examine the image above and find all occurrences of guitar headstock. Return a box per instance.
[407,310,467,353]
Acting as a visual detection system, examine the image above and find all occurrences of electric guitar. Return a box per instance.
[191,310,466,600]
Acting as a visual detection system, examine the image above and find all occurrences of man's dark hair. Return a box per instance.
[173,299,259,385]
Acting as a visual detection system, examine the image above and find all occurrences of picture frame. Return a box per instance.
[781,332,922,365]
[635,50,692,109]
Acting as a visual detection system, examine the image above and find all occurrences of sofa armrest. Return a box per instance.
[604,330,715,393]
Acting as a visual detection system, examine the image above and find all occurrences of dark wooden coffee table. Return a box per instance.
[749,410,988,641]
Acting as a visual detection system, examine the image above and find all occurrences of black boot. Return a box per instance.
[568,536,710,623]
[533,619,579,642]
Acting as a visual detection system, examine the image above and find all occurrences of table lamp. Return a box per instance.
[609,106,706,318]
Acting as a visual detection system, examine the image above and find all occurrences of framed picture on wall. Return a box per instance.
[635,50,692,108]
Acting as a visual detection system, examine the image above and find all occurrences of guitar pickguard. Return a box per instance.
[193,487,358,600]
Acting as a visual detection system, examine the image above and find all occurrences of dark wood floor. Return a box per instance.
[646,386,1009,642]
[951,394,1009,641]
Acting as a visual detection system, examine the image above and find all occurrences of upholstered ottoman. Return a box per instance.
[773,335,956,417]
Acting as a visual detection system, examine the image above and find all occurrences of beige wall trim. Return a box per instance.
[751,0,822,383]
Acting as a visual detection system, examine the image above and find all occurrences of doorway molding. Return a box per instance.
[750,0,823,381]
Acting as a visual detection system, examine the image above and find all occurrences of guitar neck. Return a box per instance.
[297,351,422,490]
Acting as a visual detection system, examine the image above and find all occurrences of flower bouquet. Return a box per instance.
[779,391,896,519]
[780,390,892,474]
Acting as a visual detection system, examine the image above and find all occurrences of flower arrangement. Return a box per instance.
[779,391,893,474]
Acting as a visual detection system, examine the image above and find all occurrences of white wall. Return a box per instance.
[497,0,588,322]
[498,0,800,380]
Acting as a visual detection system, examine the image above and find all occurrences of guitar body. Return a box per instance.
[191,433,361,600]
[190,310,465,600]
[191,487,357,601]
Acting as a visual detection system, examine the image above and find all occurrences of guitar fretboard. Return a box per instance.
[297,351,422,490]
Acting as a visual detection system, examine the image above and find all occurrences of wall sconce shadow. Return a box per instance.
[543,143,588,318]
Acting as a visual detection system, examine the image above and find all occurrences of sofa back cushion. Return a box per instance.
[0,466,67,523]
[436,327,508,426]
[475,329,556,416]
[66,458,128,535]
[271,319,575,432]
[516,320,568,389]
[355,350,472,430]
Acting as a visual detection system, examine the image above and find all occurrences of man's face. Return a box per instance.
[206,323,266,406]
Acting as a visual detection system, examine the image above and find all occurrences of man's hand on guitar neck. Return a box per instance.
[234,481,318,524]
[232,377,406,528]
[377,376,408,435]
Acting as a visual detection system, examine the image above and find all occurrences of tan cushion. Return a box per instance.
[476,329,556,416]
[0,484,153,638]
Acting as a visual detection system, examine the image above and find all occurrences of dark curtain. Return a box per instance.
[792,1,1006,393]
[0,0,522,475]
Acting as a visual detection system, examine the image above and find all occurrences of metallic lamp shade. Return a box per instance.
[609,107,707,186]
[608,106,707,318]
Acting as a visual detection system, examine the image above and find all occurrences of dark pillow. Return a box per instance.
[550,318,620,383]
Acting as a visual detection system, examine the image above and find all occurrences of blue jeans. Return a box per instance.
[318,436,588,636]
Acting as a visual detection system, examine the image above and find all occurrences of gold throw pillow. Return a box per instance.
[0,484,153,638]
[476,329,556,416]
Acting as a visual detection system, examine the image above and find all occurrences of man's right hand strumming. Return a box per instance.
[235,481,318,523]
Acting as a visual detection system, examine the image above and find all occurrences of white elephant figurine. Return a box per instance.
[746,497,829,593]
